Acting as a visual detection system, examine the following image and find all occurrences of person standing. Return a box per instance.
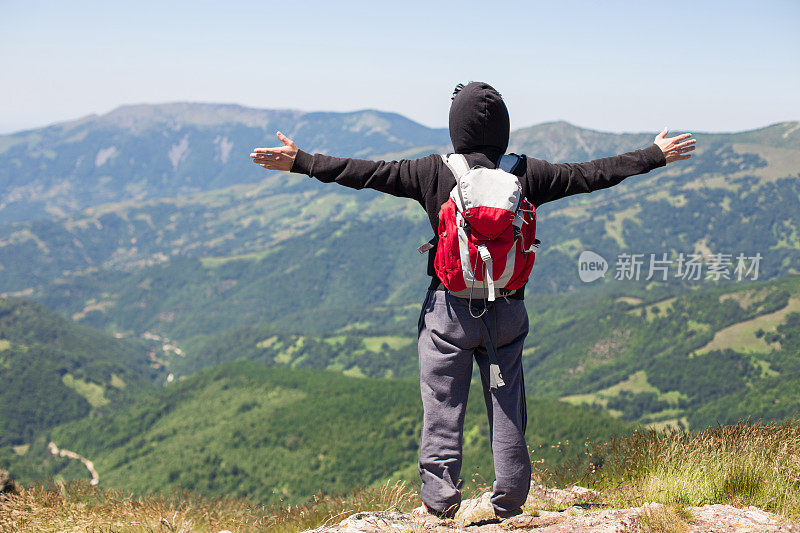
[250,82,694,518]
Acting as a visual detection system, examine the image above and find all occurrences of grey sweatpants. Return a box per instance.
[417,289,531,516]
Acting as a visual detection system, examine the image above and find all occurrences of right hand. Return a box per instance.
[250,132,298,172]
[654,127,696,164]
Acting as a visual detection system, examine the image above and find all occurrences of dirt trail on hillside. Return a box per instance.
[47,442,99,486]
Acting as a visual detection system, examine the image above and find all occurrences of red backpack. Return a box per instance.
[433,154,538,305]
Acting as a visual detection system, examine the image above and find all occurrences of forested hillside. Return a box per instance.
[1,113,797,339]
[3,360,632,505]
[1,106,798,511]
[0,298,159,447]
[133,274,800,432]
[527,275,800,429]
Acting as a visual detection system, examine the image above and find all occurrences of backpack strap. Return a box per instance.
[441,154,470,178]
[441,153,519,212]
[498,153,521,173]
[443,153,519,175]
[442,154,471,211]
[477,305,506,390]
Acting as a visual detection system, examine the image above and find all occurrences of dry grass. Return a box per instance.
[0,479,418,532]
[636,503,693,533]
[6,420,799,530]
[542,418,800,520]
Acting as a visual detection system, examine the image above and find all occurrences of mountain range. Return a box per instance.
[1,103,798,504]
[0,103,449,224]
[1,106,798,334]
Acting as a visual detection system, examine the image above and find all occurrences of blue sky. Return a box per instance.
[1,0,798,134]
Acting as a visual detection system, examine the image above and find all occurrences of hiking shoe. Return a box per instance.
[411,502,457,519]
[495,507,523,519]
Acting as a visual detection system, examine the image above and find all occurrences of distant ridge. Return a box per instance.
[1,102,796,225]
[9,102,796,138]
[0,103,451,224]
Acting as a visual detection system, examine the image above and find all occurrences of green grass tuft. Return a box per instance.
[543,418,800,519]
[636,503,693,533]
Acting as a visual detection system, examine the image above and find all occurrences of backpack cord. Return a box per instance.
[468,251,488,319]
[477,303,505,390]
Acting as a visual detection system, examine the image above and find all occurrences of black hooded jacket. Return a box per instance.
[290,82,666,296]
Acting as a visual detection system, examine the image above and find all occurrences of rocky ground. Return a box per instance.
[0,469,20,501]
[304,485,800,532]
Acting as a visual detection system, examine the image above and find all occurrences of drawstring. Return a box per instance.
[468,251,487,319]
[477,303,505,390]
[463,246,506,389]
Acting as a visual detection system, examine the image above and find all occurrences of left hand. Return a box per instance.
[654,127,696,164]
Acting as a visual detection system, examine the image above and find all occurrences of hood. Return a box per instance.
[448,82,510,159]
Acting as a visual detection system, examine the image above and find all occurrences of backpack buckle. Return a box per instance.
[478,245,492,264]
[523,239,541,254]
[477,245,495,302]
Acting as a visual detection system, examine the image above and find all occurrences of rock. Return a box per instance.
[527,483,602,508]
[688,504,787,531]
[743,505,779,524]
[332,510,416,532]
[0,469,20,500]
[301,486,800,532]
[454,491,494,524]
[454,483,602,525]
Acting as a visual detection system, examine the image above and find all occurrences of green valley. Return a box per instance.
[4,360,632,505]
[150,274,800,433]
[1,105,799,514]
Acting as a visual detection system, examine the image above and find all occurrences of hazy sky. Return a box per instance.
[1,0,798,134]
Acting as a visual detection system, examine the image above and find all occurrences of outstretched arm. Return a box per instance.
[525,128,695,207]
[250,133,434,202]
